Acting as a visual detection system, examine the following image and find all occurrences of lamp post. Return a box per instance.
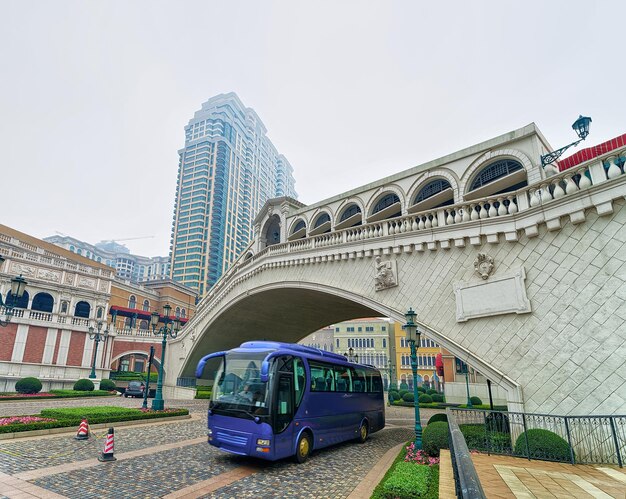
[541,115,592,169]
[343,347,359,363]
[142,345,155,410]
[464,364,473,408]
[150,304,181,411]
[387,359,396,405]
[0,256,28,328]
[403,308,422,450]
[88,321,109,379]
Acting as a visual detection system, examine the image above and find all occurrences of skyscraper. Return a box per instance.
[170,93,297,295]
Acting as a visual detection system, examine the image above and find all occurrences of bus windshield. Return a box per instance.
[210,351,271,418]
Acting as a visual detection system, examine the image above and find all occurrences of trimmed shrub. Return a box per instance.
[422,422,449,457]
[431,393,444,403]
[15,377,43,394]
[388,389,399,400]
[402,392,414,403]
[460,424,512,453]
[418,394,433,404]
[427,413,448,425]
[470,396,483,405]
[398,389,408,398]
[73,379,95,392]
[417,386,426,393]
[382,462,431,498]
[195,391,212,399]
[41,406,143,419]
[426,389,438,395]
[399,382,408,390]
[99,379,116,391]
[514,429,572,461]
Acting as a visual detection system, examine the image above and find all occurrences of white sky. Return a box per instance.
[1,1,623,257]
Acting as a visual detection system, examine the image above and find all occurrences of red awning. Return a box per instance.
[559,133,626,171]
[435,353,443,368]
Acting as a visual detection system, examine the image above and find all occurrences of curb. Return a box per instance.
[0,414,192,440]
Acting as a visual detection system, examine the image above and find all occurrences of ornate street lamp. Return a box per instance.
[387,359,396,405]
[150,304,181,410]
[464,363,473,408]
[88,321,109,379]
[343,347,359,363]
[403,308,422,449]
[541,115,592,169]
[0,256,28,327]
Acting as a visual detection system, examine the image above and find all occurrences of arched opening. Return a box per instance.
[74,301,91,318]
[336,203,362,229]
[5,290,29,309]
[245,252,254,260]
[309,212,331,236]
[466,158,527,200]
[409,179,454,213]
[288,219,307,241]
[60,301,69,314]
[31,292,54,313]
[128,295,137,309]
[96,306,104,319]
[262,215,281,249]
[142,300,150,311]
[368,192,401,222]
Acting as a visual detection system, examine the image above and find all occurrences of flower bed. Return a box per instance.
[370,441,439,499]
[0,390,117,401]
[0,416,56,426]
[0,407,189,434]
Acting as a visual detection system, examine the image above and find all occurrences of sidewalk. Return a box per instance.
[471,453,626,498]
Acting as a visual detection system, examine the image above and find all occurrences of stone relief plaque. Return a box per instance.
[453,267,531,322]
[10,262,36,276]
[78,276,96,289]
[37,268,61,282]
[374,256,398,291]
[474,253,495,280]
[99,281,109,292]
[64,274,75,285]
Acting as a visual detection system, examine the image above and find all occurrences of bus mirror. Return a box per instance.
[254,416,261,424]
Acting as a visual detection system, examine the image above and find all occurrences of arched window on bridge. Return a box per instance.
[31,292,54,313]
[262,214,281,249]
[369,193,401,222]
[410,179,454,212]
[466,158,527,201]
[309,212,331,236]
[289,219,307,240]
[336,203,362,229]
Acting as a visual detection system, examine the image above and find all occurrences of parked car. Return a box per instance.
[124,381,145,398]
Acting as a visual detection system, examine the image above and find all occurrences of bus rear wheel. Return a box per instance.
[357,422,369,443]
[295,432,312,463]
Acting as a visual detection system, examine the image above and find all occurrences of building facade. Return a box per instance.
[44,235,170,283]
[393,322,443,391]
[298,326,334,352]
[170,93,297,295]
[0,224,196,391]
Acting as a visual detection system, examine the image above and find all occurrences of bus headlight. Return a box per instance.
[207,429,213,436]
[256,438,270,446]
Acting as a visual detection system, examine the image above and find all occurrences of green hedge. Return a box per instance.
[195,391,212,399]
[0,390,117,402]
[402,392,414,403]
[418,394,433,404]
[15,377,42,394]
[514,429,572,461]
[427,413,448,425]
[41,406,144,419]
[460,424,512,454]
[370,442,439,499]
[431,394,444,403]
[422,422,449,457]
[382,462,431,498]
[73,379,95,391]
[0,408,189,434]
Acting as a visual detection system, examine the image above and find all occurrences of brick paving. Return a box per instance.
[0,399,425,498]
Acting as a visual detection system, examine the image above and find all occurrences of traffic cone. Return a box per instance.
[98,427,117,462]
[74,418,90,440]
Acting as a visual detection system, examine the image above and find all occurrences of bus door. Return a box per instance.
[273,372,295,457]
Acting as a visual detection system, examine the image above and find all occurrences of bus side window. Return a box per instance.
[352,367,366,392]
[309,361,325,392]
[294,357,305,406]
[371,373,383,393]
[333,365,351,392]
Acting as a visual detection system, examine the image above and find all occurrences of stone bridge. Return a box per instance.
[165,123,626,415]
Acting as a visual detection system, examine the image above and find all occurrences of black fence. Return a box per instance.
[449,408,625,467]
[447,409,487,498]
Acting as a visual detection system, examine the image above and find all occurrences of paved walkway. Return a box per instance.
[472,452,626,498]
[0,399,431,498]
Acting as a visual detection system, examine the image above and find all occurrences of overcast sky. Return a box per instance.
[1,1,623,257]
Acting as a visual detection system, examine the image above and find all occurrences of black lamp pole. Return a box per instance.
[541,115,592,168]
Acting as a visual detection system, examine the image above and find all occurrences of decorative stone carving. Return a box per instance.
[474,253,495,280]
[453,267,531,322]
[10,262,36,276]
[374,256,398,291]
[37,268,61,282]
[64,274,75,285]
[78,276,96,289]
[99,281,109,292]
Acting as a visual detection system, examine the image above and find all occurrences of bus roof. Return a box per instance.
[236,341,373,367]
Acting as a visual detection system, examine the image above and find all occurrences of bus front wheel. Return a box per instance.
[295,432,312,463]
[357,422,369,443]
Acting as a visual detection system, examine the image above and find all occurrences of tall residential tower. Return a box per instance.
[170,93,297,295]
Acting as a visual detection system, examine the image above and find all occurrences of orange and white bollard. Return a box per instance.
[98,427,117,462]
[74,418,90,440]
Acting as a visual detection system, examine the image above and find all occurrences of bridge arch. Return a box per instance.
[181,280,522,406]
[110,350,162,368]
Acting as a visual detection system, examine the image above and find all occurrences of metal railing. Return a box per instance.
[447,408,487,498]
[449,408,625,467]
[176,377,196,388]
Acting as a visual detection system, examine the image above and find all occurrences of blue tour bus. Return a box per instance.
[196,341,385,462]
